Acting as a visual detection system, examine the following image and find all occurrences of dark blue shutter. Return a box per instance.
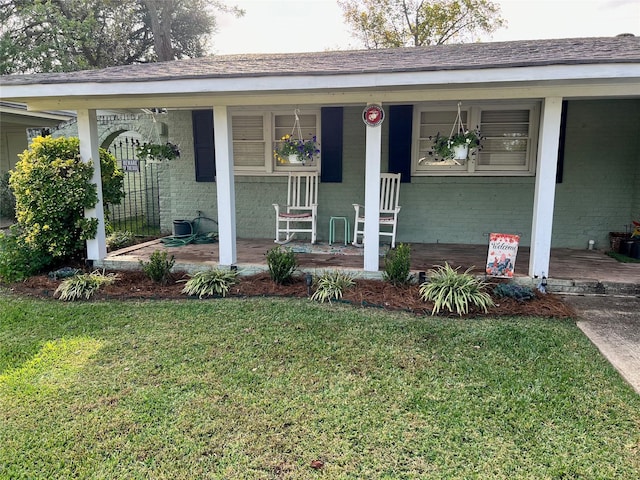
[192,110,215,182]
[320,107,343,183]
[388,105,413,183]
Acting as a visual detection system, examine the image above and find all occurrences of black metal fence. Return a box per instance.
[107,137,160,237]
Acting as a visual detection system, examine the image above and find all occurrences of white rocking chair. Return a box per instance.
[352,173,402,248]
[273,172,318,244]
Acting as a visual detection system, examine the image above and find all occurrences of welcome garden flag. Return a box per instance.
[486,233,520,278]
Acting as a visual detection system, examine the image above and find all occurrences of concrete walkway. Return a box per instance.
[563,295,640,394]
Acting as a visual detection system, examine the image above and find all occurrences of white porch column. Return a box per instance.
[529,97,563,278]
[363,105,383,272]
[77,109,107,261]
[213,105,237,266]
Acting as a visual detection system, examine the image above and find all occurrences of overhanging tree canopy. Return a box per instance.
[0,0,244,74]
[338,0,505,49]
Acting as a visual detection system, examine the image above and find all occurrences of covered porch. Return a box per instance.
[2,37,638,283]
[98,239,640,295]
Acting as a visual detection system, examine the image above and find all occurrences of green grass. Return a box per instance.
[1,297,639,479]
[110,215,161,237]
[606,250,640,263]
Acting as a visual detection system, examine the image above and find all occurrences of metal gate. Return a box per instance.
[107,136,160,237]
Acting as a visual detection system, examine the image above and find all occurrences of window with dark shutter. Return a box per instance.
[192,110,215,182]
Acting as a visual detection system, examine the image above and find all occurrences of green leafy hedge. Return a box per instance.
[0,136,124,282]
[9,136,124,261]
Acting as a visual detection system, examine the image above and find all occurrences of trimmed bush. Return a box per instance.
[9,136,124,261]
[382,243,412,285]
[266,246,297,285]
[140,250,175,285]
[419,263,494,316]
[493,283,535,302]
[0,226,52,282]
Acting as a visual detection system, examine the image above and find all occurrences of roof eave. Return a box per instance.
[3,64,639,111]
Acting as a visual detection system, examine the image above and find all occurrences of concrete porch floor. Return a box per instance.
[98,237,640,295]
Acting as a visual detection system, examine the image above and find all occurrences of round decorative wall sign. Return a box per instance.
[362,104,385,127]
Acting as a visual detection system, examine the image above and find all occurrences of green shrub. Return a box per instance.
[382,243,412,285]
[55,270,118,301]
[9,136,124,261]
[311,270,355,304]
[139,250,175,285]
[48,267,81,280]
[266,246,297,285]
[97,146,125,211]
[0,172,16,219]
[107,230,135,250]
[0,227,52,282]
[419,263,494,316]
[493,283,535,302]
[181,269,239,298]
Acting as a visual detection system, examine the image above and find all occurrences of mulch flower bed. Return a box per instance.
[4,270,576,319]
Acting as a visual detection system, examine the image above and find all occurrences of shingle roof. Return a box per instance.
[2,36,639,86]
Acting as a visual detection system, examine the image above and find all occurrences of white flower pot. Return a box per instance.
[452,144,469,160]
[288,154,302,164]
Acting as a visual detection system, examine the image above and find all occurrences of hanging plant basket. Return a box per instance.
[134,112,180,163]
[135,142,180,162]
[430,102,481,162]
[274,109,320,165]
[452,144,469,160]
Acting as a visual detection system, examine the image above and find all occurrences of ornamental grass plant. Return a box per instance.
[419,262,494,316]
[311,270,355,303]
[180,268,238,298]
[54,270,119,301]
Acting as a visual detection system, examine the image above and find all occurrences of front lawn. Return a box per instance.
[1,297,639,478]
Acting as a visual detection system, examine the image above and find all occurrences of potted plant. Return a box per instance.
[431,128,481,161]
[135,141,180,163]
[274,134,320,164]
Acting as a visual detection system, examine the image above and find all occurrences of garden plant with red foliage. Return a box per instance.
[6,269,575,318]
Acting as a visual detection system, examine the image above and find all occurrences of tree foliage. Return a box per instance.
[338,0,505,49]
[0,0,244,74]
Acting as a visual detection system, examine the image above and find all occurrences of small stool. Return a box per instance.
[329,216,350,246]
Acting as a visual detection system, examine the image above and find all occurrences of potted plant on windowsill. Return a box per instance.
[274,134,320,165]
[135,141,180,163]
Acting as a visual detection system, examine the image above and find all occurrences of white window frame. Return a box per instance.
[411,101,540,176]
[230,107,321,176]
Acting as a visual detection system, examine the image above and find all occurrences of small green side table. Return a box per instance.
[329,216,350,246]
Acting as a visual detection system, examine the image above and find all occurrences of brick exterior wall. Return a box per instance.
[553,99,640,249]
[160,100,640,248]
